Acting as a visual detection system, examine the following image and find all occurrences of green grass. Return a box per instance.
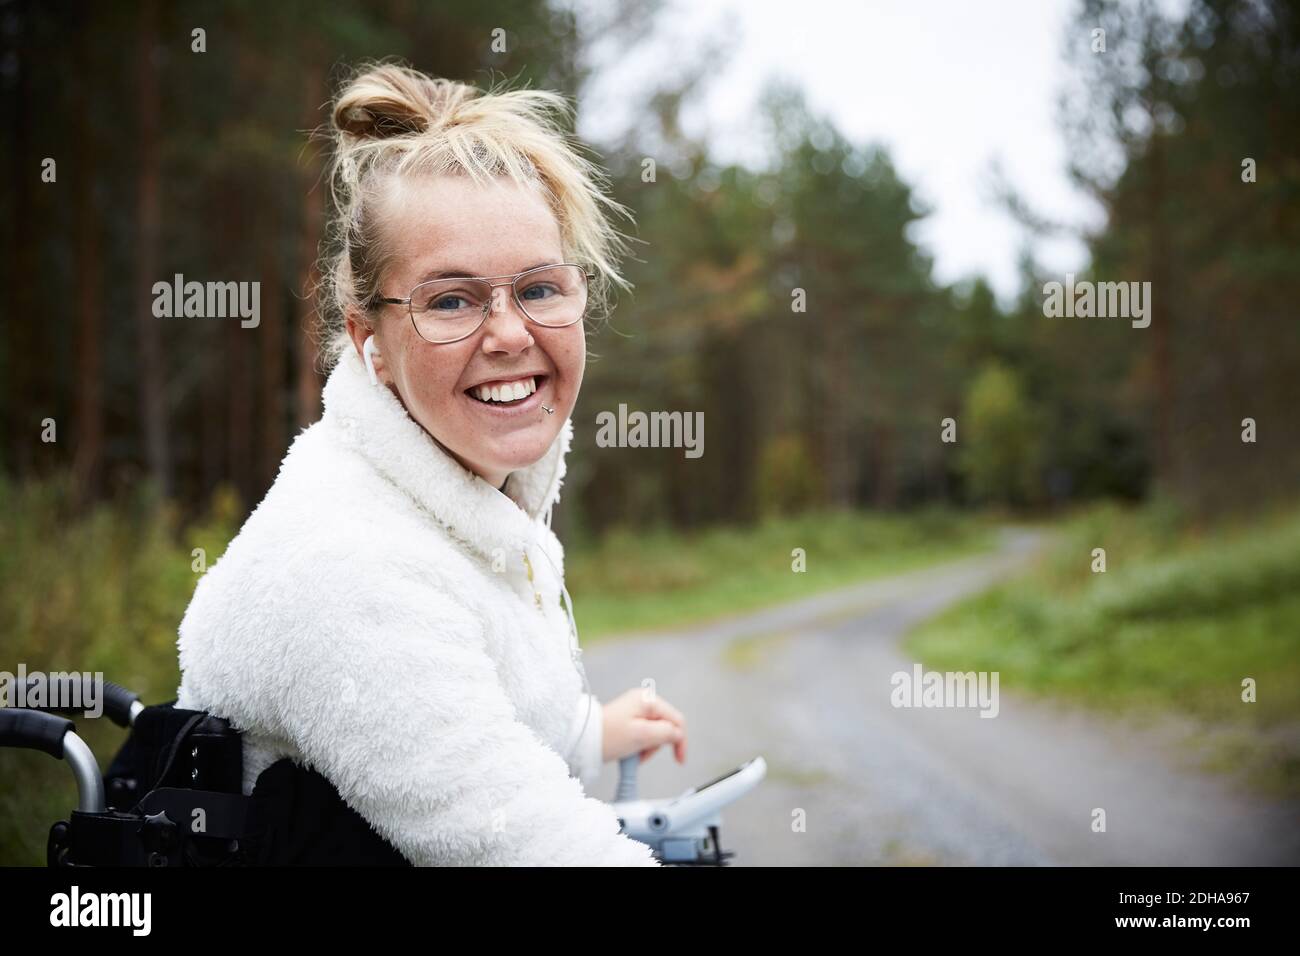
[905,497,1300,797]
[0,475,242,866]
[568,507,999,639]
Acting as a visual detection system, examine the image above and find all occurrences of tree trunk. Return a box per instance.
[220,157,251,503]
[7,0,35,478]
[72,17,103,502]
[134,0,170,496]
[200,325,224,499]
[1148,124,1174,495]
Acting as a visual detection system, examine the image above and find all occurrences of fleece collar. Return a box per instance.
[321,348,572,561]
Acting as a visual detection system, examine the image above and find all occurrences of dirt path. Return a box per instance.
[581,530,1300,865]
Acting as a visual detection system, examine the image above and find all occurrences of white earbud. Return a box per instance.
[362,335,381,386]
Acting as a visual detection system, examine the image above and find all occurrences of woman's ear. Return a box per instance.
[346,311,387,385]
[345,310,372,362]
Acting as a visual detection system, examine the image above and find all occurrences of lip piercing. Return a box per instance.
[541,404,554,414]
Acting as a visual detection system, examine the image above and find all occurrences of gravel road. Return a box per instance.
[582,530,1300,865]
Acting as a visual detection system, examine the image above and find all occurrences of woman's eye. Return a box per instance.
[520,283,557,301]
[423,293,481,314]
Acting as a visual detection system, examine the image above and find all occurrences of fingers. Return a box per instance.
[631,715,686,764]
[624,689,689,764]
[641,694,687,733]
[633,716,682,748]
[637,737,686,764]
[647,696,686,762]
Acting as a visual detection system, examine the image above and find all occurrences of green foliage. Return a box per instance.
[957,362,1045,507]
[569,505,994,637]
[0,474,240,697]
[1059,0,1300,512]
[0,475,241,865]
[755,433,821,517]
[907,499,1300,795]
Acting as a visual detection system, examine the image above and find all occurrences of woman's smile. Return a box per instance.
[463,373,549,413]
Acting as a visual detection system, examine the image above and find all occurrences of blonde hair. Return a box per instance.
[315,61,633,366]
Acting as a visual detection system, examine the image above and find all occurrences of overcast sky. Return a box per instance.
[574,0,1109,303]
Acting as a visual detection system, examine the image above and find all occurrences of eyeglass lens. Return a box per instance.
[408,265,588,343]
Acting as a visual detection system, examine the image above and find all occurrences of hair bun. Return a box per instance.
[332,64,476,141]
[336,104,425,139]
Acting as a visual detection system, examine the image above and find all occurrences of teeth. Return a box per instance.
[472,377,539,404]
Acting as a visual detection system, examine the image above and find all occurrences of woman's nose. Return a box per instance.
[479,288,533,353]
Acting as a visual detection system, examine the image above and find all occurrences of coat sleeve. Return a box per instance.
[268,574,660,867]
[563,692,605,791]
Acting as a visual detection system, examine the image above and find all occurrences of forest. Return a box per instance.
[2,0,1295,536]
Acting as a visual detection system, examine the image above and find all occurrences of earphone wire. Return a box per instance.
[530,540,593,768]
[530,423,593,767]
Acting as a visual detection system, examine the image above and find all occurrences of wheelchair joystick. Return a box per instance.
[610,750,766,866]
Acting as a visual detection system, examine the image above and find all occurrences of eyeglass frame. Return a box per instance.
[367,262,597,345]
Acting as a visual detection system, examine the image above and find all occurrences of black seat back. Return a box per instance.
[102,701,410,866]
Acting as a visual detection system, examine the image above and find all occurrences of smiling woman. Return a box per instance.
[171,62,688,866]
[347,172,586,487]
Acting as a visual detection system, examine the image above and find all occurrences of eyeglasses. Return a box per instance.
[369,263,595,344]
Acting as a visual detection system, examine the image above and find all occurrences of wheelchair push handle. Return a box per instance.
[98,678,143,727]
[0,709,106,813]
[15,674,142,728]
[0,707,74,759]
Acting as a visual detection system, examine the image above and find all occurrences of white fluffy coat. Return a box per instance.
[175,348,659,866]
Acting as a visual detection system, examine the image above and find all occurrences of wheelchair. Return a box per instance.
[2,677,408,866]
[1,676,766,866]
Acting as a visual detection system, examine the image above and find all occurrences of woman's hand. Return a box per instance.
[601,688,687,765]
